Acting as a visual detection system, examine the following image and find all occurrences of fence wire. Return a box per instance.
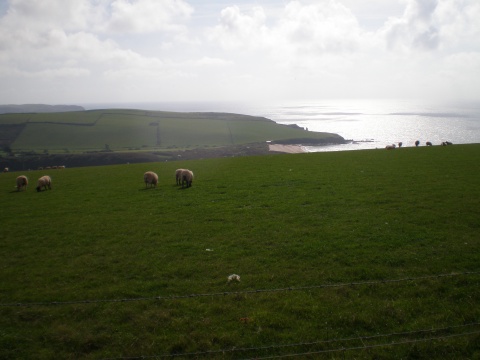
[243,330,480,360]
[101,322,480,360]
[1,271,478,307]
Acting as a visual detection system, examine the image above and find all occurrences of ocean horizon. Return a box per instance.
[82,99,480,152]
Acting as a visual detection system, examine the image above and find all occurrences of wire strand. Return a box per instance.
[1,271,478,308]
[241,330,480,360]
[101,323,480,360]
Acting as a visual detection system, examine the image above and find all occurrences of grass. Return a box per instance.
[0,144,479,359]
[0,109,342,152]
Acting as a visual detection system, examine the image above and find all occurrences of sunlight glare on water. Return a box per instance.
[254,99,480,152]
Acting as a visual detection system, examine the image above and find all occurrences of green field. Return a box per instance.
[1,145,479,359]
[0,109,343,153]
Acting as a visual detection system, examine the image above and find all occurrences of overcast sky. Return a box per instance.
[0,0,479,105]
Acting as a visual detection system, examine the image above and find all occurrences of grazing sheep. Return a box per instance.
[175,168,185,185]
[16,175,28,191]
[426,141,433,146]
[385,144,396,150]
[144,171,158,188]
[181,169,194,188]
[3,167,9,173]
[36,175,52,192]
[228,274,241,282]
[415,140,420,147]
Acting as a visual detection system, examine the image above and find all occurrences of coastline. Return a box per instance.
[268,144,306,153]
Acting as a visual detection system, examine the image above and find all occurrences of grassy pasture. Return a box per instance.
[1,109,341,152]
[0,145,479,359]
[0,111,101,125]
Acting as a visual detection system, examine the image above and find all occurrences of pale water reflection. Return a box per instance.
[255,99,480,152]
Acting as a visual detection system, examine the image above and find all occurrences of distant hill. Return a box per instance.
[0,108,345,168]
[0,108,344,151]
[0,104,84,114]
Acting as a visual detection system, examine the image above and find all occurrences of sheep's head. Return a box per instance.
[36,186,41,192]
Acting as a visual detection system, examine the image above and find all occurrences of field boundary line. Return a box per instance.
[1,271,478,308]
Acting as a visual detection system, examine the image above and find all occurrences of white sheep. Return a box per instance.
[227,274,241,282]
[144,171,158,188]
[181,169,194,188]
[385,144,396,150]
[16,175,28,191]
[175,169,185,185]
[36,175,52,192]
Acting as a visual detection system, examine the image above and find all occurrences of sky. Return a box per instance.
[0,0,479,106]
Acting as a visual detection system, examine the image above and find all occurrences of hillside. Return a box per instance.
[0,108,345,169]
[1,144,479,358]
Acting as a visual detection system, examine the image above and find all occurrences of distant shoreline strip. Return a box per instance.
[268,144,306,153]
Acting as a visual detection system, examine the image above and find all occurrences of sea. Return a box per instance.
[83,99,480,152]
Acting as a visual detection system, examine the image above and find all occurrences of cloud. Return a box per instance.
[381,0,440,50]
[207,5,269,50]
[278,1,364,54]
[0,64,89,79]
[208,1,366,54]
[1,0,194,36]
[1,0,98,31]
[187,56,233,67]
[21,67,90,79]
[0,26,127,74]
[206,0,376,87]
[104,0,194,34]
[435,0,480,50]
[442,51,480,88]
[0,0,195,81]
[0,0,479,103]
[381,0,480,52]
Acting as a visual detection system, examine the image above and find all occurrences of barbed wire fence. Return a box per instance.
[1,271,478,307]
[100,322,480,360]
[2,271,479,359]
[103,324,480,360]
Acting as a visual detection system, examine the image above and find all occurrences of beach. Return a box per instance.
[268,144,306,153]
